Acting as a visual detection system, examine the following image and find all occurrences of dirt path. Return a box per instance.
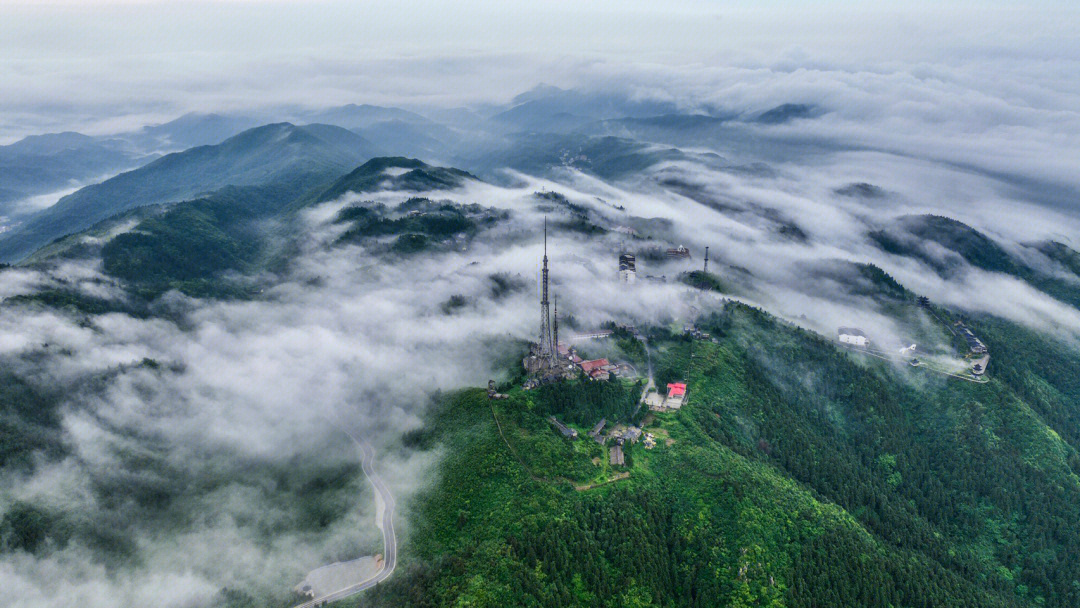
[490,402,569,485]
[575,472,630,491]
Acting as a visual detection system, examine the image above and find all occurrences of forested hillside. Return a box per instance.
[0,123,378,262]
[357,302,1080,608]
[870,215,1080,308]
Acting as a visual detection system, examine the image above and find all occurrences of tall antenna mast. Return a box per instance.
[553,296,559,355]
[539,217,555,366]
[703,246,709,275]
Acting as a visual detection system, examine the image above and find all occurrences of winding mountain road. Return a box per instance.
[293,431,397,608]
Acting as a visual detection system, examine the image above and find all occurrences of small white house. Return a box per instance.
[838,327,869,347]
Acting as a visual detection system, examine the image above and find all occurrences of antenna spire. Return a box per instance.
[538,217,554,366]
[553,296,559,352]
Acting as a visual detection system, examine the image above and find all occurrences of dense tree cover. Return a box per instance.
[869,214,1080,308]
[0,371,64,468]
[680,270,727,294]
[40,157,487,300]
[834,182,887,199]
[973,315,1080,458]
[5,288,145,317]
[315,157,476,203]
[354,301,1080,608]
[1035,241,1080,277]
[487,390,605,484]
[870,214,1021,276]
[11,178,1080,606]
[103,201,257,282]
[650,332,693,391]
[689,303,1080,607]
[0,358,175,476]
[0,123,375,263]
[334,197,507,254]
[532,190,609,235]
[613,336,647,371]
[440,294,469,314]
[488,272,527,300]
[855,263,910,301]
[479,134,688,181]
[391,233,432,254]
[534,377,641,426]
[0,501,70,554]
[100,179,321,297]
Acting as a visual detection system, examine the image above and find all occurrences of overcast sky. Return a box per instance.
[1,1,1078,139]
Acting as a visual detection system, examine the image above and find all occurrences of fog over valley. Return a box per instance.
[3,2,1080,608]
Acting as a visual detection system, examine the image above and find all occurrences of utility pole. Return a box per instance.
[698,246,710,291]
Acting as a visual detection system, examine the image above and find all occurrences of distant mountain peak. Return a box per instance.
[835,182,886,199]
[317,157,476,202]
[0,122,378,262]
[135,111,263,150]
[511,83,568,105]
[303,104,433,130]
[354,156,429,172]
[755,103,822,124]
[6,131,98,154]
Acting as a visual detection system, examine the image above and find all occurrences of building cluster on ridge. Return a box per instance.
[524,221,715,388]
[837,302,990,378]
[519,221,721,467]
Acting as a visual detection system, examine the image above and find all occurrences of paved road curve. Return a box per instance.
[840,343,988,384]
[293,431,397,608]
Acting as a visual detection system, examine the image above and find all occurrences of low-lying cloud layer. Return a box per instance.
[0,176,708,606]
[3,3,1080,602]
[4,125,1080,604]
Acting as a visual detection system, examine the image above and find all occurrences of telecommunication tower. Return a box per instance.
[538,219,556,365]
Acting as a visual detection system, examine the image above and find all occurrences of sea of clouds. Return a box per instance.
[2,2,1080,604]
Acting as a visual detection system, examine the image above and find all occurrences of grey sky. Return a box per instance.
[1,1,1078,139]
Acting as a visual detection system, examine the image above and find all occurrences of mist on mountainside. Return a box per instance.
[4,120,1080,605]
[3,2,1080,607]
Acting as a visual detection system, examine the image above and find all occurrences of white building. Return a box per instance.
[618,253,637,283]
[838,327,869,347]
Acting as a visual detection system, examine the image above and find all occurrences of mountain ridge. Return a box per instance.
[0,123,379,262]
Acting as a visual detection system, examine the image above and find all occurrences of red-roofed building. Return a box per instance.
[666,382,687,409]
[580,359,610,374]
